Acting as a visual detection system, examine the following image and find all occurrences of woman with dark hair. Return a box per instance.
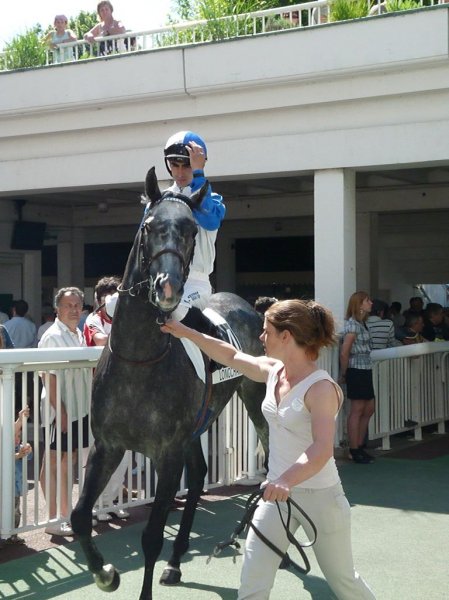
[340,291,375,464]
[162,299,375,600]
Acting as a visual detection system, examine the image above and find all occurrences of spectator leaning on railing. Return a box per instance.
[38,287,91,537]
[395,312,427,345]
[84,1,126,55]
[43,15,77,63]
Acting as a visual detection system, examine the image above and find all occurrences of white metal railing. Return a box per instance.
[370,341,449,449]
[1,339,449,538]
[0,1,445,72]
[0,346,264,540]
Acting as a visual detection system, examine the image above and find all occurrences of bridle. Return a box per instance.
[117,194,196,313]
[109,194,196,365]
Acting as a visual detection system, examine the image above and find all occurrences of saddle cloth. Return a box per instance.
[180,307,242,385]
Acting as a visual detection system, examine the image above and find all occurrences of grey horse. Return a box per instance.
[71,168,269,599]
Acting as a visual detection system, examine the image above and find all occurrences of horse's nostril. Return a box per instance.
[156,274,173,300]
[162,280,173,300]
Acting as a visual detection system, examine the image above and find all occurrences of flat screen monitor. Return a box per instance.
[10,221,46,251]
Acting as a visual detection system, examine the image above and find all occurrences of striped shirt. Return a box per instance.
[366,316,397,349]
[343,318,372,369]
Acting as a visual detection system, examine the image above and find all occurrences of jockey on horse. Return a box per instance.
[106,130,225,339]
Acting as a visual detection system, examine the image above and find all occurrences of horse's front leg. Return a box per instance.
[139,456,184,600]
[71,442,125,592]
[160,438,207,586]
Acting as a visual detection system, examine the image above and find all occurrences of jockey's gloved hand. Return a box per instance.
[105,293,119,318]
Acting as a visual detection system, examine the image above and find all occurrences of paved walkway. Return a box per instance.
[1,435,448,599]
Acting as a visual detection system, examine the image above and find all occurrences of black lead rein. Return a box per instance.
[208,489,317,576]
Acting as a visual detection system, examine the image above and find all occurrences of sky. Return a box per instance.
[0,0,173,50]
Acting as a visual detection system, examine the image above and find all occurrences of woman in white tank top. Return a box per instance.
[162,299,375,599]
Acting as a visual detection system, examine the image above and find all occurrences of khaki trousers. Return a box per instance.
[238,482,375,600]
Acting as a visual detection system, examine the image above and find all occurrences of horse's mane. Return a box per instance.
[140,190,196,212]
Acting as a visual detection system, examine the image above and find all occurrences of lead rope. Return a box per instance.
[207,489,317,575]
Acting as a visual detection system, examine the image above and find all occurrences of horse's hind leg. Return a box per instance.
[160,438,207,586]
[71,442,125,592]
[239,378,270,462]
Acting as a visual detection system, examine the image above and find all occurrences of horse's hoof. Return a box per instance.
[94,564,120,592]
[159,565,182,586]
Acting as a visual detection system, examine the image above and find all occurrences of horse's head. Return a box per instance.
[138,167,208,313]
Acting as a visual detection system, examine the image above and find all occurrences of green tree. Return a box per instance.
[330,0,370,21]
[163,0,310,45]
[1,26,46,70]
[385,0,420,11]
[68,11,98,40]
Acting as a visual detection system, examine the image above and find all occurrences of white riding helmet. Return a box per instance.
[164,131,208,175]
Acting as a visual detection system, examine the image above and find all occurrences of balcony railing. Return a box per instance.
[0,1,445,72]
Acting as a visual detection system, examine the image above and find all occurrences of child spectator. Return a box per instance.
[2,407,32,546]
[43,15,77,63]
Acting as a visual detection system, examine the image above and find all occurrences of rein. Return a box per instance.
[207,489,317,575]
[108,335,172,366]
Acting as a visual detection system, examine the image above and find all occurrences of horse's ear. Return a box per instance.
[145,167,162,204]
[189,180,209,210]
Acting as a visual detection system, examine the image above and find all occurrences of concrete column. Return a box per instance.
[71,228,85,289]
[57,238,72,289]
[314,169,356,326]
[356,212,379,297]
[57,227,85,289]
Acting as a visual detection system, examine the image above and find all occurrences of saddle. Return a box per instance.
[181,307,243,438]
[181,306,242,379]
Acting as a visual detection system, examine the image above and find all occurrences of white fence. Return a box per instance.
[0,1,445,71]
[0,346,265,540]
[370,341,449,449]
[1,339,449,539]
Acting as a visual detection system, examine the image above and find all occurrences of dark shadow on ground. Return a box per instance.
[340,454,449,513]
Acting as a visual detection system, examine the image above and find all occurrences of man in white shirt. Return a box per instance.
[39,287,91,536]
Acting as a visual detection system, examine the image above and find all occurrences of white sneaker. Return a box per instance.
[45,522,73,536]
[96,512,113,522]
[109,508,130,519]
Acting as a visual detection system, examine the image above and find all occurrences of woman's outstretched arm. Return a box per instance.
[161,319,276,383]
